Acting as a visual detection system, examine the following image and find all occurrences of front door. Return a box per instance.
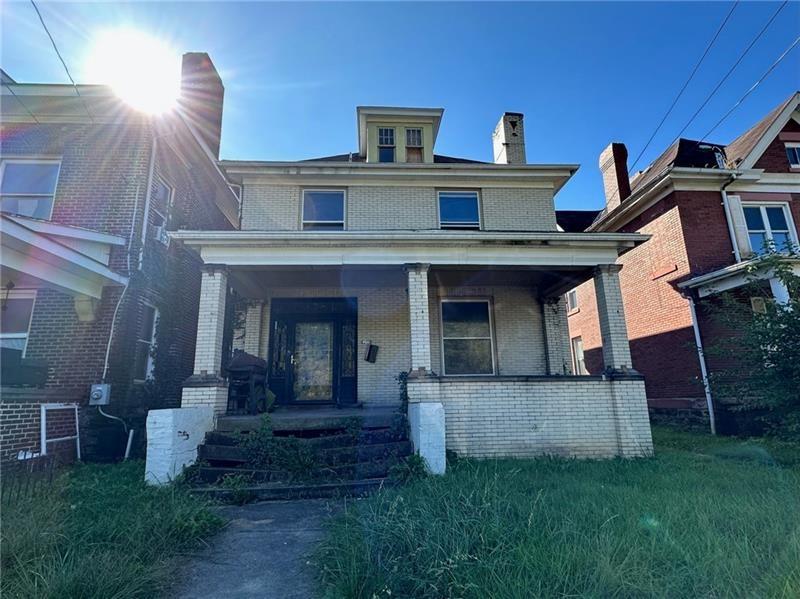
[268,299,357,406]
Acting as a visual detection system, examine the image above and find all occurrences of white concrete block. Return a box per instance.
[145,407,215,486]
[408,401,446,475]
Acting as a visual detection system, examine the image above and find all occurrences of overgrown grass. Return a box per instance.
[1,461,222,599]
[316,427,800,598]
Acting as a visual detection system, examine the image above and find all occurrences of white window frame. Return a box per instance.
[406,128,423,148]
[438,190,482,230]
[743,202,798,255]
[566,289,579,312]
[133,302,159,382]
[0,289,37,358]
[301,188,346,230]
[785,142,800,168]
[378,127,396,163]
[439,298,496,376]
[571,335,588,375]
[0,158,62,220]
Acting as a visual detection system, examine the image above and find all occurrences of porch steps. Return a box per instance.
[191,408,411,501]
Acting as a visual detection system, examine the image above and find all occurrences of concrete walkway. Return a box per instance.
[174,499,341,598]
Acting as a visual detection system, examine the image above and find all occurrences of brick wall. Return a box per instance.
[407,375,653,458]
[240,183,558,232]
[754,119,800,173]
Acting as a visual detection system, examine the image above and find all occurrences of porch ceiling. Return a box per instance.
[228,265,593,299]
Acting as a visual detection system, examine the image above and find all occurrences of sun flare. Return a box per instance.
[86,28,181,114]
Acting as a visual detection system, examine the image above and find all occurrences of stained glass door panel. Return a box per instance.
[292,321,334,401]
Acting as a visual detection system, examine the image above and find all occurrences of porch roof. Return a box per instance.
[171,230,648,271]
[677,257,800,298]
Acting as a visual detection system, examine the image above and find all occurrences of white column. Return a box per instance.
[593,264,633,371]
[192,267,228,376]
[406,263,432,373]
[769,277,790,305]
[243,301,264,356]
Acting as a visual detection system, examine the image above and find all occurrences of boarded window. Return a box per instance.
[441,300,494,375]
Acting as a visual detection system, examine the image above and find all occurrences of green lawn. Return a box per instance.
[316,427,800,598]
[1,461,222,599]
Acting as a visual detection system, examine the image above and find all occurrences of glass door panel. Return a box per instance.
[292,321,334,401]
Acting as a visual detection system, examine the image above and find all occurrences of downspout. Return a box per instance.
[687,294,716,435]
[720,173,741,263]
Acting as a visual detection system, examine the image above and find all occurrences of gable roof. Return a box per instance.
[724,91,799,169]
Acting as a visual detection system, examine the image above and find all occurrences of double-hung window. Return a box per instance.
[571,336,588,375]
[133,303,159,382]
[439,191,480,229]
[786,143,800,168]
[302,189,345,230]
[0,291,36,359]
[406,128,423,163]
[566,289,579,312]
[440,299,495,375]
[743,203,796,255]
[151,178,173,245]
[378,128,395,163]
[0,160,60,220]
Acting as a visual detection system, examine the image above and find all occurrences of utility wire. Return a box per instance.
[628,0,740,174]
[701,34,800,142]
[2,81,40,123]
[667,0,788,145]
[29,0,94,122]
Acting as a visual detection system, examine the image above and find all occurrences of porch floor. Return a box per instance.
[216,405,402,433]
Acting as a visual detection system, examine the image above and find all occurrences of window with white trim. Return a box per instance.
[439,191,480,229]
[785,143,800,168]
[571,336,588,375]
[743,203,796,255]
[378,128,395,163]
[0,291,35,359]
[405,128,423,163]
[133,303,159,381]
[302,189,345,230]
[0,160,60,220]
[440,299,495,375]
[566,289,579,312]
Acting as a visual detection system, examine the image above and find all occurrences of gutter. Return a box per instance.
[687,295,716,435]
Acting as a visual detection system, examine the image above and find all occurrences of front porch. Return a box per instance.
[169,230,653,474]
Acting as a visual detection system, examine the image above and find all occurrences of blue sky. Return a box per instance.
[2,1,798,209]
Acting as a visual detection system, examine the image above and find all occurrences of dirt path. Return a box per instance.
[174,499,341,598]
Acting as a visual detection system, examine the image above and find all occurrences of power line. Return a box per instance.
[29,0,94,122]
[701,34,800,142]
[667,0,788,145]
[2,81,40,123]
[628,0,740,174]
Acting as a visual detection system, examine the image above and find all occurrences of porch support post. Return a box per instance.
[542,296,572,375]
[593,264,633,372]
[181,265,229,414]
[243,301,264,356]
[406,263,432,374]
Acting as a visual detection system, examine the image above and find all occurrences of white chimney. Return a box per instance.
[492,112,526,164]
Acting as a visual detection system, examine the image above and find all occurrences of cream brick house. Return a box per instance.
[171,106,654,473]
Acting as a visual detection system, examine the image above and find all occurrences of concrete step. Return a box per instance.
[215,408,405,434]
[196,459,399,485]
[198,440,411,467]
[191,478,391,501]
[204,428,406,450]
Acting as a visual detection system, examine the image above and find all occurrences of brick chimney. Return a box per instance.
[492,112,526,164]
[599,142,631,212]
[180,53,224,158]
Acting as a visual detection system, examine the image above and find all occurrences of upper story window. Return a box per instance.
[152,178,173,246]
[0,160,60,220]
[744,203,796,255]
[571,336,588,375]
[439,191,480,229]
[133,302,159,382]
[0,291,36,359]
[786,143,800,168]
[566,289,579,312]
[440,299,495,375]
[378,128,395,163]
[302,189,345,230]
[406,128,423,163]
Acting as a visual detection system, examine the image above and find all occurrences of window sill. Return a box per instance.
[567,307,580,316]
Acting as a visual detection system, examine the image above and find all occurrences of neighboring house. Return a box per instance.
[566,92,800,433]
[0,54,239,461]
[170,106,654,472]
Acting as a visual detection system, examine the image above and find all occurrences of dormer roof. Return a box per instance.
[356,106,444,156]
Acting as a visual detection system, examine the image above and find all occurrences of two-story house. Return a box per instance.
[170,106,654,474]
[0,54,239,461]
[566,92,800,434]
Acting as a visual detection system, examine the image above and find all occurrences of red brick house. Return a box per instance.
[565,92,800,433]
[0,54,239,461]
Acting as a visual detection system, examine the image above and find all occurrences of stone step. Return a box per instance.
[204,428,406,450]
[215,410,405,434]
[196,458,399,485]
[199,440,412,467]
[191,478,390,501]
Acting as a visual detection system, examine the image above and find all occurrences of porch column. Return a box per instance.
[593,264,633,371]
[243,301,264,356]
[542,296,572,375]
[181,266,229,414]
[406,263,432,373]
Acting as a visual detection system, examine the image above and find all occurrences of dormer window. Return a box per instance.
[406,128,423,163]
[378,128,395,163]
